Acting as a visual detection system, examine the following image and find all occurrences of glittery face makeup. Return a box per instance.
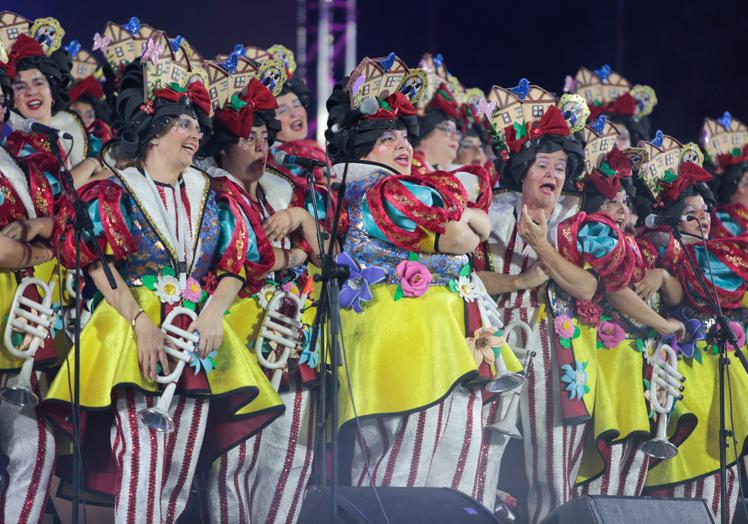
[13,68,53,123]
[362,129,413,174]
[678,195,711,240]
[599,189,631,227]
[153,115,201,168]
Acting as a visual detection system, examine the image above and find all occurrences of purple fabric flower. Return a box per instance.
[597,320,626,348]
[664,318,705,358]
[336,252,385,313]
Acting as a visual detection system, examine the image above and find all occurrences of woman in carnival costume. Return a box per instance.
[559,118,685,498]
[200,75,328,524]
[475,85,602,522]
[43,40,283,522]
[67,75,114,158]
[701,112,748,239]
[631,134,748,522]
[0,50,62,524]
[326,55,495,496]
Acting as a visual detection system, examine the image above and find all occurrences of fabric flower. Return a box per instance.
[181,277,203,302]
[337,252,385,313]
[597,320,626,349]
[257,284,278,309]
[395,260,432,298]
[190,351,217,374]
[561,361,590,400]
[455,275,478,302]
[155,275,181,304]
[299,326,319,369]
[720,321,746,353]
[554,315,575,339]
[640,337,660,366]
[576,300,601,326]
[663,318,705,358]
[466,327,505,367]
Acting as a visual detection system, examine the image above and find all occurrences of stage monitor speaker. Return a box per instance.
[298,485,499,524]
[541,495,715,524]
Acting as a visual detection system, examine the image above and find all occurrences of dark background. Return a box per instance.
[7,0,747,142]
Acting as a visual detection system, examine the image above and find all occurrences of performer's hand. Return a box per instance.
[657,318,686,340]
[0,220,30,241]
[517,205,550,251]
[188,303,224,358]
[515,262,549,290]
[633,269,664,301]
[264,208,306,243]
[134,315,169,381]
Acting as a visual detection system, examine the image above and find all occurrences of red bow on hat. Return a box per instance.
[428,83,460,119]
[587,147,632,199]
[152,81,211,116]
[716,144,748,173]
[658,161,713,206]
[216,78,278,139]
[366,91,417,121]
[68,75,105,103]
[588,93,637,120]
[0,34,46,80]
[503,105,572,153]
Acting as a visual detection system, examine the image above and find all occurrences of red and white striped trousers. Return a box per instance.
[111,388,209,524]
[0,372,55,524]
[576,440,650,496]
[350,386,483,497]
[207,385,315,524]
[646,466,740,523]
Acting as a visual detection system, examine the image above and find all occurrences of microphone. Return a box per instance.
[274,150,327,169]
[331,96,380,133]
[644,214,693,228]
[21,118,73,140]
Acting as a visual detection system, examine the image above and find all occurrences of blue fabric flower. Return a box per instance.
[561,361,590,400]
[336,252,385,313]
[190,351,217,374]
[299,326,319,369]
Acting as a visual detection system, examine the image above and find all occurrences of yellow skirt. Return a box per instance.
[645,341,748,488]
[576,337,650,484]
[45,286,282,416]
[337,284,479,428]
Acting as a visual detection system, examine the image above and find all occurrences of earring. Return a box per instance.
[151,139,159,146]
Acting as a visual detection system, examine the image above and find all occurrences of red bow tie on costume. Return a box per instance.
[658,161,713,206]
[503,105,572,153]
[366,92,417,121]
[587,147,633,199]
[716,144,748,173]
[0,34,46,80]
[216,78,278,139]
[152,81,211,116]
[68,75,105,104]
[428,83,460,119]
[588,93,637,120]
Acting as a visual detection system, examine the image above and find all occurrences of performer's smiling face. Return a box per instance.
[522,150,567,210]
[224,123,270,181]
[158,115,202,169]
[362,129,413,174]
[276,92,307,142]
[598,189,630,228]
[13,68,53,124]
[678,195,711,240]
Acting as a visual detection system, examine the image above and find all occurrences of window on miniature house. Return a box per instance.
[609,88,620,99]
[115,47,124,58]
[7,28,19,39]
[501,112,511,125]
[384,76,399,88]
[209,87,218,99]
[532,105,544,118]
[234,76,246,89]
[599,139,611,151]
[360,84,370,97]
[171,68,183,83]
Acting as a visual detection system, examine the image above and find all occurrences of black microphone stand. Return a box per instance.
[670,226,747,524]
[50,138,118,524]
[303,161,350,523]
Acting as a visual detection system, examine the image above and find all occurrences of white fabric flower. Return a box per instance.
[257,284,277,309]
[155,275,181,304]
[456,276,478,302]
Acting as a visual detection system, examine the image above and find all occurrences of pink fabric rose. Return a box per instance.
[576,300,601,326]
[396,260,432,297]
[554,315,575,339]
[725,321,746,352]
[597,320,626,348]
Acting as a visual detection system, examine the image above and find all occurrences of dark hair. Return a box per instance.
[633,180,715,223]
[712,163,748,205]
[0,68,11,123]
[502,135,584,192]
[581,177,635,214]
[12,50,73,113]
[324,83,418,164]
[279,76,312,114]
[411,107,453,147]
[201,110,281,159]
[70,93,113,124]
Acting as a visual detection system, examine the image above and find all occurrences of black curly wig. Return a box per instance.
[11,50,73,114]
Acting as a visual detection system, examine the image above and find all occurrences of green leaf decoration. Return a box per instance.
[643,378,651,390]
[162,266,176,277]
[600,315,611,322]
[573,326,581,339]
[448,279,459,293]
[635,339,645,352]
[459,264,471,278]
[581,360,589,370]
[11,332,24,347]
[142,274,158,290]
[168,82,187,93]
[393,285,404,301]
[495,329,505,337]
[229,94,248,110]
[156,362,162,374]
[663,169,679,184]
[208,356,217,369]
[184,301,196,312]
[200,290,208,303]
[584,384,590,394]
[596,341,604,349]
[599,161,618,177]
[559,338,571,349]
[693,347,703,364]
[514,121,528,139]
[437,89,454,102]
[407,252,420,262]
[593,99,603,107]
[379,100,392,111]
[732,147,742,157]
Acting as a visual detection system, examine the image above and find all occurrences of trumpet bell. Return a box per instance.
[485,372,525,394]
[138,407,176,433]
[0,384,39,407]
[641,438,678,459]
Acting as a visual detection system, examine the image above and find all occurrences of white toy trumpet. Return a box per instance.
[255,281,312,391]
[138,307,200,433]
[1,278,57,407]
[641,343,684,459]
